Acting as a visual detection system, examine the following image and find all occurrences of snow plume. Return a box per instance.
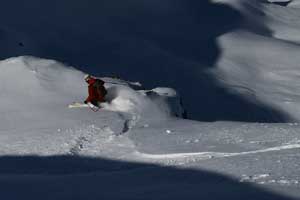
[103,85,172,119]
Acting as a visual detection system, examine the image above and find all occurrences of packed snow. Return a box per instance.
[1,0,300,199]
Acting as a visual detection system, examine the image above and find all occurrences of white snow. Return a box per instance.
[0,56,183,157]
[1,56,299,199]
[1,0,300,199]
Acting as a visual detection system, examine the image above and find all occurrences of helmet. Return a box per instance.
[84,74,91,81]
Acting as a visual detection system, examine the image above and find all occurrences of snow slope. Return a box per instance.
[0,0,272,122]
[206,0,300,122]
[1,0,300,199]
[0,56,182,157]
[1,0,300,122]
[0,56,300,199]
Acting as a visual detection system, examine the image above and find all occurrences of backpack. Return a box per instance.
[94,79,107,96]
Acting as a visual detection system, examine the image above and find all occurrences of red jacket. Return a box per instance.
[85,78,106,103]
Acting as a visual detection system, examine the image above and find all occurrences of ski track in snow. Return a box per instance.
[69,136,89,155]
[115,112,141,135]
[137,143,300,160]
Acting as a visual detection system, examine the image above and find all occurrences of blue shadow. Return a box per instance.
[0,155,296,200]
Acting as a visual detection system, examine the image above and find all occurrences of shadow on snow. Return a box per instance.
[0,155,296,200]
[0,0,290,122]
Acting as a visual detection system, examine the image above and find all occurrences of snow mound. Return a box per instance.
[0,56,185,157]
[209,0,300,121]
[0,56,85,108]
[138,88,186,118]
[0,56,183,119]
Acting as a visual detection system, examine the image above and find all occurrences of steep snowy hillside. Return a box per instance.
[212,0,300,122]
[1,56,300,199]
[1,0,300,199]
[0,56,182,156]
[1,0,300,122]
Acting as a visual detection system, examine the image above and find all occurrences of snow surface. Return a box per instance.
[1,56,300,199]
[1,0,300,199]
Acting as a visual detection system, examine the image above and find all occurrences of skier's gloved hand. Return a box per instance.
[84,100,88,104]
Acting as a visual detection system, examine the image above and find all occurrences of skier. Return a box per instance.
[84,74,107,107]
